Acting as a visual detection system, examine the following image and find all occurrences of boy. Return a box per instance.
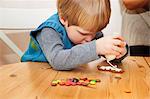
[21,0,128,70]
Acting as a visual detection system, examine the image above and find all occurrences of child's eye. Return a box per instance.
[78,31,84,35]
[79,31,87,36]
[77,30,94,37]
[81,33,87,36]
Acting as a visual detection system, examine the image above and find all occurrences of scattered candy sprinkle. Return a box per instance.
[50,77,101,86]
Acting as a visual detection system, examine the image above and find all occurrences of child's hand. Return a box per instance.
[115,46,127,59]
[96,35,126,57]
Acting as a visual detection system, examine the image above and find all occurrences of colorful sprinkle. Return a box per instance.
[50,77,101,87]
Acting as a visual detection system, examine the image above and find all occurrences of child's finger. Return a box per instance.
[116,48,127,59]
[110,50,120,56]
[116,55,122,59]
[113,39,126,47]
[112,46,123,53]
[113,35,124,41]
[109,47,121,56]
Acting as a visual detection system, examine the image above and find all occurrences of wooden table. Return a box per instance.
[0,56,150,99]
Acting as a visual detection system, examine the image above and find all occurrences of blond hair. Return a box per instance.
[57,0,111,33]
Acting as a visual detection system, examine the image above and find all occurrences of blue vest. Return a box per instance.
[21,13,73,62]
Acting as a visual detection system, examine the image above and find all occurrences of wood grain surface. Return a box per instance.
[0,56,150,99]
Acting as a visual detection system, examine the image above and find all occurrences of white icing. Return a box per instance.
[99,66,122,72]
[105,55,116,61]
[106,67,111,70]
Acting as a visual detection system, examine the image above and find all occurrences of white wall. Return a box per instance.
[103,0,122,36]
[0,0,57,29]
[0,0,122,34]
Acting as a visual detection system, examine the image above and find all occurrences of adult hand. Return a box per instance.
[123,0,149,10]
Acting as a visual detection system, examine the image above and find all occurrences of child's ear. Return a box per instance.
[59,17,68,27]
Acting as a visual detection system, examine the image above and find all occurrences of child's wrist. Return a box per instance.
[95,40,100,55]
[96,39,104,55]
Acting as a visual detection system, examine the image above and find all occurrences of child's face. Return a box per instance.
[65,25,96,44]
